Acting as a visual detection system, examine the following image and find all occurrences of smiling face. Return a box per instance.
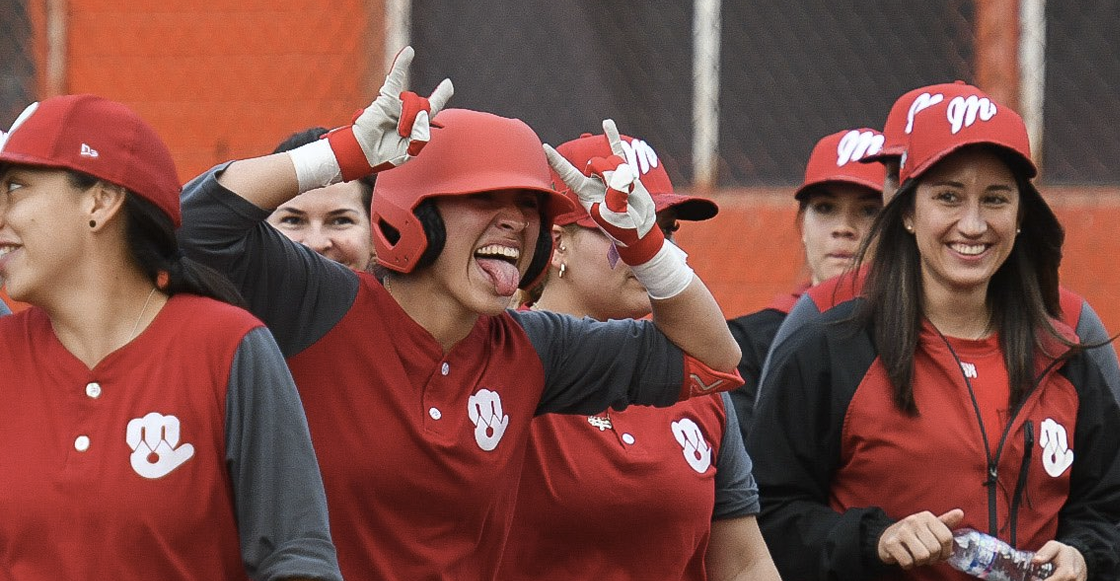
[426,189,542,315]
[267,181,373,271]
[907,147,1020,299]
[800,183,883,284]
[0,166,89,303]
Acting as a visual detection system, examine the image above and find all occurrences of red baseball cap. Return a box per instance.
[0,94,182,227]
[794,128,886,200]
[863,80,984,164]
[550,132,718,228]
[899,93,1034,184]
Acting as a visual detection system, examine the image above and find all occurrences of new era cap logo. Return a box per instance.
[836,130,884,166]
[80,143,99,158]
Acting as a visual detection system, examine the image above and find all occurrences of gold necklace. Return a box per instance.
[129,287,158,341]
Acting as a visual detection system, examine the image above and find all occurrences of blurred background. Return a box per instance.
[2,0,1118,338]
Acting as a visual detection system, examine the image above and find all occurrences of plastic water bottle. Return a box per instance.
[946,528,1054,581]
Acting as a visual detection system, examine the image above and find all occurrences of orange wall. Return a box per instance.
[678,187,1120,342]
[46,0,386,182]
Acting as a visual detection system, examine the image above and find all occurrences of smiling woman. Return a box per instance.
[268,127,376,272]
[749,94,1120,581]
[177,47,744,581]
[0,95,341,580]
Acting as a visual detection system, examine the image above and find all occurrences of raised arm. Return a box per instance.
[545,119,740,374]
[216,46,453,212]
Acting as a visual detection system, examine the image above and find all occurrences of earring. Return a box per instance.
[1017,228,1021,234]
[904,223,914,233]
[89,219,97,228]
[558,263,567,278]
[558,244,566,252]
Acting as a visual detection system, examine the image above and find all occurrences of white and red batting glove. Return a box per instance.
[287,46,454,193]
[544,119,694,300]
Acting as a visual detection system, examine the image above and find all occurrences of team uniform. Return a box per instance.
[758,266,1120,406]
[498,390,757,580]
[0,294,340,580]
[179,167,704,581]
[726,284,807,429]
[750,299,1120,581]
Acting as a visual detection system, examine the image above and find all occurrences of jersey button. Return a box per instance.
[429,407,442,420]
[441,362,450,376]
[85,382,102,399]
[621,433,636,445]
[74,435,91,452]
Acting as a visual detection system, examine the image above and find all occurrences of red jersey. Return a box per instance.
[0,296,254,579]
[498,392,757,580]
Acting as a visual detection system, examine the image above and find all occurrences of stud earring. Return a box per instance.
[558,263,567,278]
[89,220,97,228]
[904,223,914,233]
[1016,228,1021,235]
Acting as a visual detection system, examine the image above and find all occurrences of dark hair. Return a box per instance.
[372,195,552,289]
[68,171,247,308]
[272,126,375,216]
[852,145,1071,415]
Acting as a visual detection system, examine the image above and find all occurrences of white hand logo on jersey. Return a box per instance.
[126,412,195,479]
[467,389,509,452]
[671,418,711,474]
[1039,418,1074,478]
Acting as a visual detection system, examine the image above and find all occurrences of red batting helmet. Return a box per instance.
[371,108,574,289]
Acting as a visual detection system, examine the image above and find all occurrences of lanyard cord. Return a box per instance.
[932,326,1001,536]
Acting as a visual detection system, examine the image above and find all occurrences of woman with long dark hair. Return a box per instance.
[749,95,1120,580]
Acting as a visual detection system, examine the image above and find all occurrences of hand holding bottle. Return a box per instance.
[877,508,964,569]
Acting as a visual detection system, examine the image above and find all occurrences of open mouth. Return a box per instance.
[474,244,521,296]
[949,242,989,257]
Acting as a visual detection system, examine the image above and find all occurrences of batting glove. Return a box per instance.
[288,46,454,193]
[544,119,694,299]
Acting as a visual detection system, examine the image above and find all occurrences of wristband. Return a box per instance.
[629,240,694,300]
[286,139,343,194]
[678,353,745,400]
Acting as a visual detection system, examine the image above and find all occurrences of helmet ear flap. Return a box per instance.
[412,199,446,272]
[519,217,553,290]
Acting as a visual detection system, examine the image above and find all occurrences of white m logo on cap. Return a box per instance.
[946,95,997,134]
[836,130,884,166]
[619,139,660,177]
[905,92,945,134]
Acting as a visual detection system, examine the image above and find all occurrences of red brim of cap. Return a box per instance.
[794,176,885,201]
[858,146,904,164]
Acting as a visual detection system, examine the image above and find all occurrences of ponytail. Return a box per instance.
[123,193,246,308]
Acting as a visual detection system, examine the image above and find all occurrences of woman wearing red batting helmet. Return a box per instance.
[727,127,885,428]
[179,48,743,581]
[498,130,779,581]
[749,93,1120,581]
[0,95,341,580]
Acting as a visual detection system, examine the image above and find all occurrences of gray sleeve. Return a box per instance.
[179,164,359,357]
[226,327,342,581]
[755,294,824,415]
[712,391,760,520]
[1075,301,1120,404]
[509,309,685,415]
[0,301,10,317]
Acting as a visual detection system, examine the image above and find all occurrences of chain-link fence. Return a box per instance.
[0,1,1117,185]
[0,0,34,127]
[411,0,1118,187]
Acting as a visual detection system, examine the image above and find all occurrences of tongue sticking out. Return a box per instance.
[476,258,521,296]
